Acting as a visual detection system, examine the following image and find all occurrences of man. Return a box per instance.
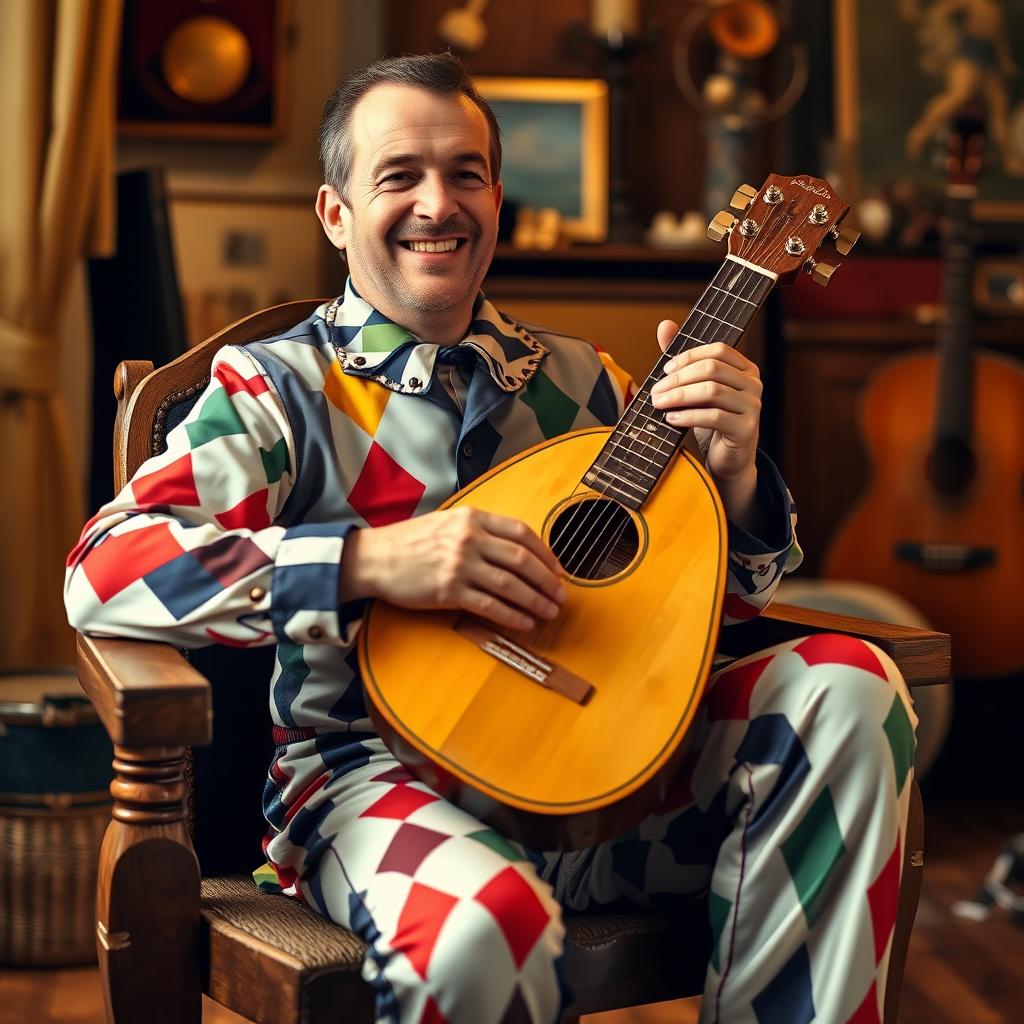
[67,53,916,1024]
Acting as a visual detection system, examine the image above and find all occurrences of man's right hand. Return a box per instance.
[338,507,566,631]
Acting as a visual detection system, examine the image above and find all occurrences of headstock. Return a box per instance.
[707,173,857,286]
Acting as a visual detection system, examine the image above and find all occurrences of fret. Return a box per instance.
[710,283,758,306]
[583,470,645,508]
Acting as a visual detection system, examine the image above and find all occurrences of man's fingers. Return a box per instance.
[458,585,536,631]
[477,511,564,577]
[478,537,565,611]
[657,319,681,353]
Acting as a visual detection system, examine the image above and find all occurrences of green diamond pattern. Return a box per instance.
[781,787,846,927]
[185,388,246,449]
[520,371,580,439]
[708,890,732,973]
[882,694,915,795]
[260,437,291,484]
[467,829,521,862]
[361,323,413,352]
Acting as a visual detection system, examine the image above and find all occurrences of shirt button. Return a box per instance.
[461,442,473,458]
[353,356,366,366]
[409,377,422,388]
[249,586,265,602]
[309,625,324,640]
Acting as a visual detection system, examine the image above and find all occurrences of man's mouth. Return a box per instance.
[398,238,467,253]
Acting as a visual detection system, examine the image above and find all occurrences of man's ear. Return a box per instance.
[316,185,347,251]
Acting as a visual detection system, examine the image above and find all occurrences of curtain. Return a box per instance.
[0,0,122,669]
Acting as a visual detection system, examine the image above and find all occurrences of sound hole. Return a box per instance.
[549,498,640,581]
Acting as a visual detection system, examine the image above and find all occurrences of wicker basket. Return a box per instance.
[0,670,112,966]
[0,802,110,965]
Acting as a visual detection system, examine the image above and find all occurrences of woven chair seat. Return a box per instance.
[199,875,710,1023]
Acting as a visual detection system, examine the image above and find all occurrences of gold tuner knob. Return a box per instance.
[809,260,838,287]
[834,226,861,255]
[708,211,737,242]
[730,184,758,211]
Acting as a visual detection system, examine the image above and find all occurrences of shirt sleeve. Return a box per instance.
[64,345,359,650]
[720,450,803,627]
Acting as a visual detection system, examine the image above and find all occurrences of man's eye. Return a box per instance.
[381,172,413,184]
[456,171,486,183]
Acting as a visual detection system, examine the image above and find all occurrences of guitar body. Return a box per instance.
[825,350,1024,677]
[360,428,728,849]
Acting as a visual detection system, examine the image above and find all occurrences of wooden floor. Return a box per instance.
[1,801,1020,1023]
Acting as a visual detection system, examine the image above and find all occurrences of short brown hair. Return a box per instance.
[319,52,502,199]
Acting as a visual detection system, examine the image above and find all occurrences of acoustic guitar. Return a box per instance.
[360,174,855,849]
[825,117,1024,679]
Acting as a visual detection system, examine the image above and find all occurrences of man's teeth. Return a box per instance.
[405,239,459,253]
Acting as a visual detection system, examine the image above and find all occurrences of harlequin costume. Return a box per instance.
[66,280,917,1024]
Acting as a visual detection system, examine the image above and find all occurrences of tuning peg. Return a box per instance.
[832,225,861,255]
[729,184,758,211]
[707,211,737,242]
[805,258,839,287]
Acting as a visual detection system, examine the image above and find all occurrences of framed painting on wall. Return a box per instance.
[834,0,1024,223]
[474,77,609,241]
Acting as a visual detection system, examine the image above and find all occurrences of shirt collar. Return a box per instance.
[323,277,548,395]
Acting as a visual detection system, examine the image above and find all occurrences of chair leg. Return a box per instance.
[883,778,924,1024]
[97,745,202,1024]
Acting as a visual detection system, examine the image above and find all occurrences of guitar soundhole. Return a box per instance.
[549,498,640,581]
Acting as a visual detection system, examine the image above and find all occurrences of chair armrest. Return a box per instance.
[717,602,951,688]
[77,633,213,747]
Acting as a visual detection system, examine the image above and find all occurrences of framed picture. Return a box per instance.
[834,0,1024,222]
[118,0,288,141]
[169,196,334,346]
[475,77,609,241]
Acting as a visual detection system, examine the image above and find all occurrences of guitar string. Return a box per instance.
[522,261,770,655]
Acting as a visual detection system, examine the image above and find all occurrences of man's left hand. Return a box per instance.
[649,319,762,526]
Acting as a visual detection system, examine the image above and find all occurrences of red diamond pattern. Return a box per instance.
[392,882,459,980]
[215,489,271,530]
[474,866,551,969]
[419,995,448,1024]
[214,362,270,397]
[867,839,901,964]
[82,523,185,603]
[377,823,451,876]
[359,784,439,821]
[793,634,887,680]
[347,441,426,527]
[131,452,201,507]
[707,654,773,721]
[844,980,881,1024]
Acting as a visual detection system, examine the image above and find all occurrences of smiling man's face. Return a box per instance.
[320,83,502,339]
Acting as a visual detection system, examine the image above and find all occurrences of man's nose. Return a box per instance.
[412,174,460,222]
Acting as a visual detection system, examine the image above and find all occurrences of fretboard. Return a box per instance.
[935,187,975,445]
[584,257,776,509]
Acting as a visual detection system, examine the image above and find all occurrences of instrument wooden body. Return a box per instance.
[824,350,1024,678]
[360,172,853,849]
[360,430,727,850]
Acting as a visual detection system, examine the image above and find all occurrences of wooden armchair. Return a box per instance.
[76,300,951,1024]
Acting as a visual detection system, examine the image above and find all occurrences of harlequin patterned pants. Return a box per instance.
[280,635,917,1024]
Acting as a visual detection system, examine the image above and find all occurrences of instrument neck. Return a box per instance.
[935,186,975,447]
[586,257,775,508]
